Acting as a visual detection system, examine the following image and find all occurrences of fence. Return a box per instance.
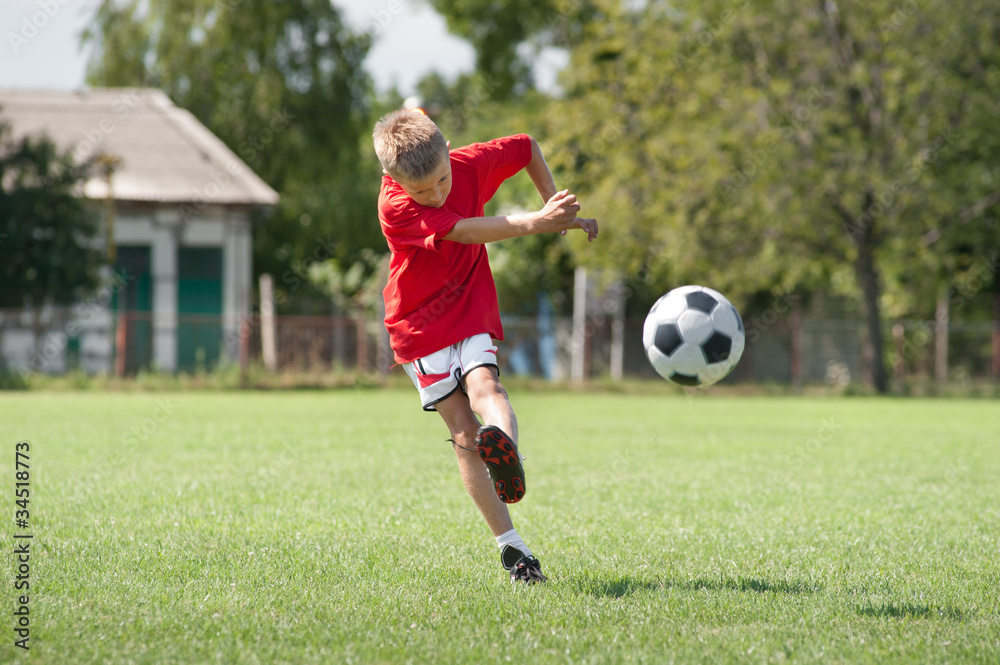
[2,307,997,385]
[506,315,999,384]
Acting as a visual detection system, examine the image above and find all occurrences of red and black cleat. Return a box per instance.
[510,555,547,584]
[475,425,526,503]
[501,545,547,585]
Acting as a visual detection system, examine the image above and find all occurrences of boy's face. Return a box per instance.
[396,154,452,208]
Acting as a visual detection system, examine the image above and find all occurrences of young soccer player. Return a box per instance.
[373,109,598,584]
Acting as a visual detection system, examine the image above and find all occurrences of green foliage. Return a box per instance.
[83,0,383,309]
[307,248,389,328]
[426,0,597,99]
[540,0,1000,390]
[0,121,103,308]
[489,234,577,315]
[79,0,1000,351]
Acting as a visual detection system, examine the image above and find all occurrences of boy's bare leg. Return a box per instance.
[437,367,546,583]
[462,366,518,444]
[434,391,514,537]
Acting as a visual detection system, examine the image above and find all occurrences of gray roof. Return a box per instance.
[0,88,279,206]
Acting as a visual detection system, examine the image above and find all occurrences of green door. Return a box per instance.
[112,246,153,374]
[177,247,223,373]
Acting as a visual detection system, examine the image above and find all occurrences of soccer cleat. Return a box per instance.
[475,425,525,503]
[501,545,547,585]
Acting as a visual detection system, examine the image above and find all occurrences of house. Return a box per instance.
[0,87,278,374]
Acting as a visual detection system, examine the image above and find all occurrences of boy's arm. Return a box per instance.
[442,191,598,244]
[442,137,598,244]
[525,136,558,204]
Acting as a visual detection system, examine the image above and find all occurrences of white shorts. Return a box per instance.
[403,334,499,411]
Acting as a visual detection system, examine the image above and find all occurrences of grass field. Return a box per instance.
[1,389,998,664]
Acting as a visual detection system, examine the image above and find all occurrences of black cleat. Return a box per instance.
[475,426,526,503]
[501,545,547,585]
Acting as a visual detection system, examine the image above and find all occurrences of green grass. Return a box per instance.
[1,390,998,664]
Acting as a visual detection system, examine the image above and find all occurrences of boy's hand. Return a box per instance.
[443,189,598,245]
[539,189,580,223]
[562,216,599,242]
[538,190,599,242]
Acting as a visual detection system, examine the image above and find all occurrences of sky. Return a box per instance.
[0,0,564,95]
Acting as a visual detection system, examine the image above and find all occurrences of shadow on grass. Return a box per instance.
[856,602,967,621]
[668,576,822,595]
[578,577,664,598]
[573,575,822,599]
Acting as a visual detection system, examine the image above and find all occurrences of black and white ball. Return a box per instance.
[642,285,745,387]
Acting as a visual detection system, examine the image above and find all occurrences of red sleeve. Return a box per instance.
[465,134,533,205]
[378,183,462,252]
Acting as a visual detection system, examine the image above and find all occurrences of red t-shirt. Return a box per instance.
[378,134,533,363]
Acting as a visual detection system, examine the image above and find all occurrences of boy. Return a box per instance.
[372,109,598,584]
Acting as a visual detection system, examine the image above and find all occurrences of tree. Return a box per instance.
[541,0,1000,391]
[307,248,389,371]
[428,0,551,99]
[427,0,601,99]
[0,121,102,309]
[83,0,383,309]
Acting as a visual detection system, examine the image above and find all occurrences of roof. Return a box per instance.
[0,88,279,206]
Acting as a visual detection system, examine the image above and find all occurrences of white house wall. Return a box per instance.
[1,208,254,375]
[223,215,253,361]
[151,220,180,372]
[177,206,254,365]
[179,215,225,245]
[114,210,180,372]
[0,304,113,375]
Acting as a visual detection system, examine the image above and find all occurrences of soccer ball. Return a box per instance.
[642,285,745,387]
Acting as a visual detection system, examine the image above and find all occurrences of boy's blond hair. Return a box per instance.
[372,110,449,184]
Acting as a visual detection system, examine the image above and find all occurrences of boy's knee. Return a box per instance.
[466,369,506,404]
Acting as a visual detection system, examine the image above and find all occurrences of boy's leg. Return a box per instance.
[434,390,514,537]
[463,366,526,503]
[461,366,546,583]
[462,366,517,444]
